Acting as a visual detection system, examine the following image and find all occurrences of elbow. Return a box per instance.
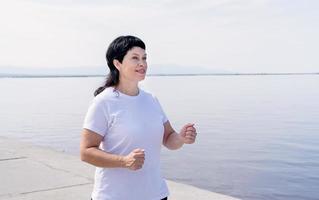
[163,142,180,150]
[162,140,172,150]
[166,145,180,150]
[163,132,183,150]
[80,148,89,162]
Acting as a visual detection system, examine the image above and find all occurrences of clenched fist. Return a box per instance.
[123,148,145,171]
[179,123,197,144]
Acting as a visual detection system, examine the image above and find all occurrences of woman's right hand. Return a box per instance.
[123,148,145,170]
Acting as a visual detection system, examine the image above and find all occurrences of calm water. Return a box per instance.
[0,75,318,200]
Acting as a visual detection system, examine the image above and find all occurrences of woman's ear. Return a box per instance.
[113,59,121,71]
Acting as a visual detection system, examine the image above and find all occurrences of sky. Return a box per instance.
[0,0,318,73]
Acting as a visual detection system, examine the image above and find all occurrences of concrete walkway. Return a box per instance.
[0,137,240,200]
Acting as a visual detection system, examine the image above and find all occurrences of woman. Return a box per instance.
[80,35,197,200]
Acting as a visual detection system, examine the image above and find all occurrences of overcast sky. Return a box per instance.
[0,0,318,73]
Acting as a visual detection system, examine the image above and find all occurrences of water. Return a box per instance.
[0,75,318,200]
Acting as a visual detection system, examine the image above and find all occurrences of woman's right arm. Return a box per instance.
[80,128,145,170]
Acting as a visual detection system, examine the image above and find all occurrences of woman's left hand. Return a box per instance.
[179,123,197,144]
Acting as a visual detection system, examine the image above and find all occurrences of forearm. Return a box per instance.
[81,147,126,168]
[164,132,184,150]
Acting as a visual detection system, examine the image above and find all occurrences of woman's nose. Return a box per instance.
[139,60,147,67]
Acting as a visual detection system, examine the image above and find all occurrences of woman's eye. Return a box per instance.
[142,57,147,60]
[132,56,139,60]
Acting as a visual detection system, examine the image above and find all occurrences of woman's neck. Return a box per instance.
[115,79,139,96]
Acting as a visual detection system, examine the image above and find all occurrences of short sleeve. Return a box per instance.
[153,96,168,124]
[83,98,109,137]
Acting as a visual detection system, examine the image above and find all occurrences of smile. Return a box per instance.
[136,69,146,74]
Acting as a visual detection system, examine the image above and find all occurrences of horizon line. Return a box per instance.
[0,72,318,78]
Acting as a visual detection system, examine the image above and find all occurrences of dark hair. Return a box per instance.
[94,35,146,96]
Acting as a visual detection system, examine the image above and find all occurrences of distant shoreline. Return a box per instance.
[0,72,318,78]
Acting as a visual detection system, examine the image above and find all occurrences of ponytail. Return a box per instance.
[94,69,119,96]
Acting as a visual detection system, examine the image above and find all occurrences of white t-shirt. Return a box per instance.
[83,87,169,200]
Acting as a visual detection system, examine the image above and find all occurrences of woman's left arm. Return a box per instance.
[162,121,197,150]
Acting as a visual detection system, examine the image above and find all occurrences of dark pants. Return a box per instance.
[91,198,167,200]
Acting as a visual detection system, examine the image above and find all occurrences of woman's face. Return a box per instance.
[115,47,147,83]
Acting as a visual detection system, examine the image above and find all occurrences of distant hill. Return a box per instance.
[147,65,231,75]
[0,65,231,76]
[0,66,107,76]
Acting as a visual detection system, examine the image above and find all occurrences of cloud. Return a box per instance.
[0,0,318,72]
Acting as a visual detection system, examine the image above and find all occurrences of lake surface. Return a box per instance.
[0,75,318,200]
